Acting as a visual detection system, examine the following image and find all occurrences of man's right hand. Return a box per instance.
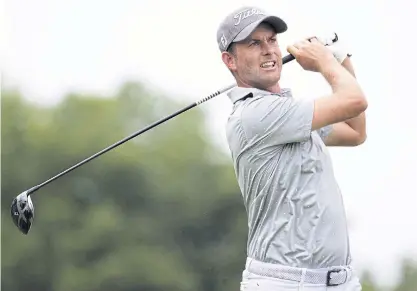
[286,37,367,140]
[286,38,339,73]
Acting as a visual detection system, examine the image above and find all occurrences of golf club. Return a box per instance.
[10,33,340,235]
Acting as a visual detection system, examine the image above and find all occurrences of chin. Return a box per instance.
[262,76,281,87]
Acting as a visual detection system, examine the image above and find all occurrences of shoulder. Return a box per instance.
[239,89,310,126]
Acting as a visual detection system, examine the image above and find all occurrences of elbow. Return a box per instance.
[355,133,367,146]
[346,132,367,147]
[338,89,368,119]
[348,92,368,118]
[359,97,368,113]
[352,96,367,147]
[353,93,368,114]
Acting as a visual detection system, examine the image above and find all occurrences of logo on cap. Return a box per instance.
[220,34,228,48]
[233,8,266,26]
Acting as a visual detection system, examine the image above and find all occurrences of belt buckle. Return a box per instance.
[326,267,345,286]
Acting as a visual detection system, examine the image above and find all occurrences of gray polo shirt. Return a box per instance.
[225,87,351,269]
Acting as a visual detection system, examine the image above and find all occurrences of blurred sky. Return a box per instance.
[3,0,417,288]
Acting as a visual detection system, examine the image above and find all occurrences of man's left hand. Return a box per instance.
[316,33,352,64]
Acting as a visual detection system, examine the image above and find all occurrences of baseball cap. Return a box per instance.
[217,6,288,52]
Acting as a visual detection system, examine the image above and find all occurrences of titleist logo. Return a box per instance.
[234,8,266,25]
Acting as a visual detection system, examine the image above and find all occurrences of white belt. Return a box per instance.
[245,258,352,286]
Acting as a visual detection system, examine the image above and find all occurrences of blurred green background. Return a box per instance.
[2,82,416,291]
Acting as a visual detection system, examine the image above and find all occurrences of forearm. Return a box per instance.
[341,57,367,140]
[320,57,363,97]
[317,57,367,123]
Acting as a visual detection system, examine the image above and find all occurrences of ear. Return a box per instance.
[221,51,237,71]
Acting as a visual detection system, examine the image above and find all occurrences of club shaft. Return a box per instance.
[28,85,234,194]
[28,54,295,195]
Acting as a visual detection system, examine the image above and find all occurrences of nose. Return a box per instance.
[261,41,275,55]
[11,191,34,235]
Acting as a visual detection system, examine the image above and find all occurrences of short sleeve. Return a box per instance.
[241,95,314,145]
[317,125,333,142]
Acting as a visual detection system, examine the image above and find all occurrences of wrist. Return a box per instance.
[318,56,340,74]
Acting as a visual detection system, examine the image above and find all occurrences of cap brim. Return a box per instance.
[234,16,287,42]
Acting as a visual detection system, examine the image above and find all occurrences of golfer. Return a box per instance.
[217,6,367,291]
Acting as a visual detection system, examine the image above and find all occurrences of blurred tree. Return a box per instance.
[1,82,245,291]
[361,270,379,291]
[393,258,417,291]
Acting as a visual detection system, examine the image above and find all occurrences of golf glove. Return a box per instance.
[316,33,352,64]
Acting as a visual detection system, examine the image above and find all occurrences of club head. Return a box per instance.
[11,191,34,235]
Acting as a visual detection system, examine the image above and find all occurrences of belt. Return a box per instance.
[245,258,352,286]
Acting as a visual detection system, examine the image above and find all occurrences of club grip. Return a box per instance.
[282,54,295,64]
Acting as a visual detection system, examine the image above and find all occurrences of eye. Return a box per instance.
[249,40,260,47]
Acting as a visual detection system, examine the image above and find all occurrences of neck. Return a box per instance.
[264,83,281,93]
[236,79,281,94]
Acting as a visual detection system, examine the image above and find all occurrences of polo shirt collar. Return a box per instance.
[227,86,292,103]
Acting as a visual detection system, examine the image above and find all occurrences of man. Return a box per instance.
[216,6,367,291]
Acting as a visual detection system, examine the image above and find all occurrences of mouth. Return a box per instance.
[260,61,277,70]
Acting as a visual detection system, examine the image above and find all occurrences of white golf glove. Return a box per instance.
[316,33,352,64]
